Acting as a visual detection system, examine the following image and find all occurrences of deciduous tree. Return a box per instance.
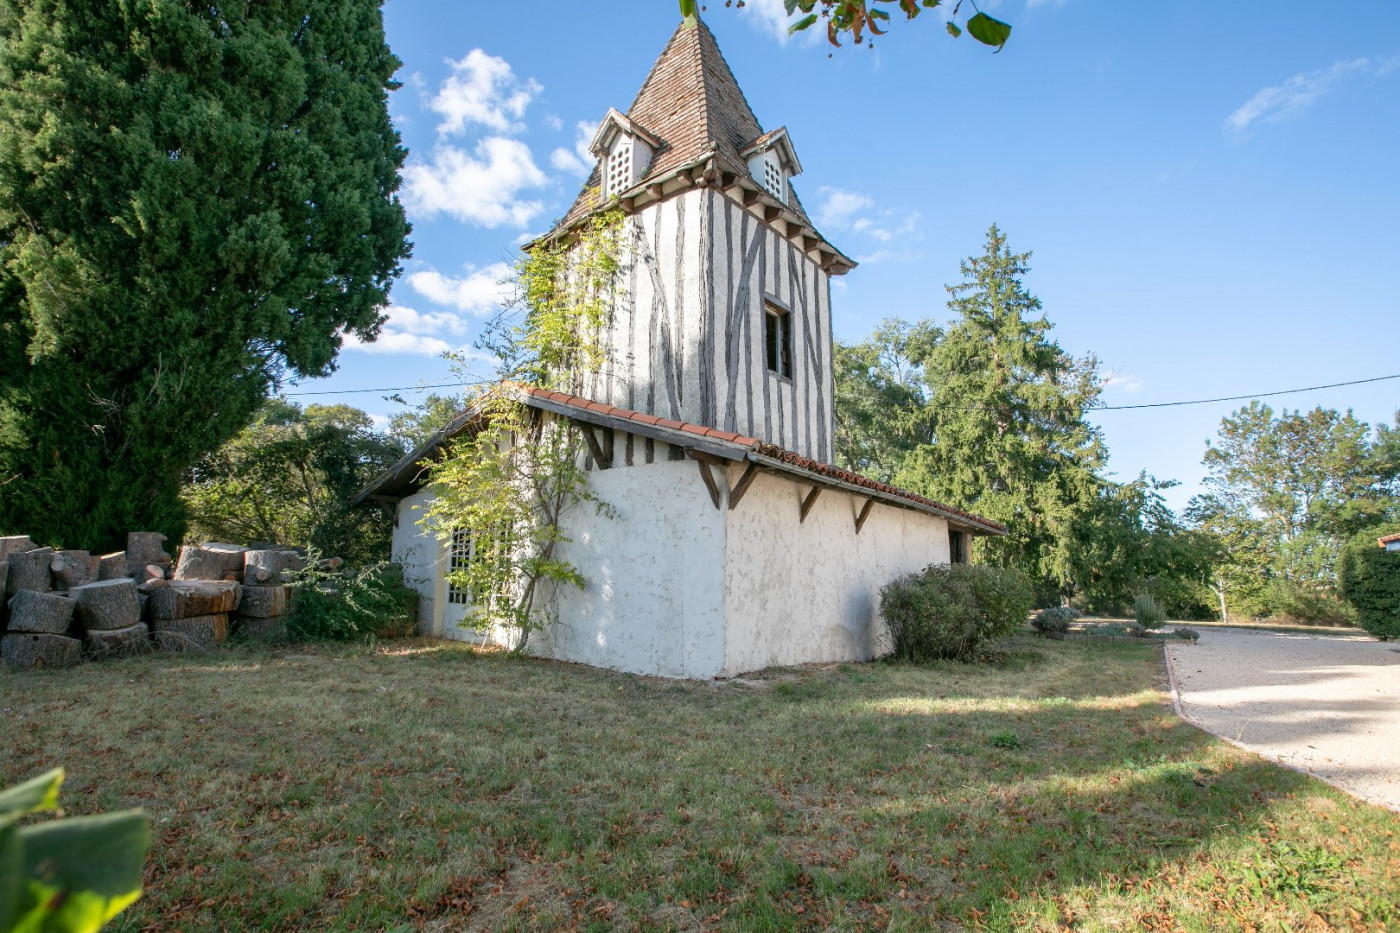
[182,400,404,566]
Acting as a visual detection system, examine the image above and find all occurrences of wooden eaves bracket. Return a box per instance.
[574,421,614,469]
[689,452,759,511]
[854,497,875,535]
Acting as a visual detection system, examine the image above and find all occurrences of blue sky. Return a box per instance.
[293,0,1400,510]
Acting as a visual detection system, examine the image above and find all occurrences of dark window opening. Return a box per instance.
[765,302,792,379]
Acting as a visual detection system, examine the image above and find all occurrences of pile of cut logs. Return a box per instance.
[1,533,308,670]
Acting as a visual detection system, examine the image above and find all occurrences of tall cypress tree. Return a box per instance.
[0,0,411,549]
[897,225,1105,596]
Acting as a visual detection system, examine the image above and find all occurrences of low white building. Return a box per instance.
[355,13,1004,679]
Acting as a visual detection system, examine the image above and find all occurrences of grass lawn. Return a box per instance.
[3,636,1397,931]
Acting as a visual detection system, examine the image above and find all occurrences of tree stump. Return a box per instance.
[127,532,171,564]
[2,632,82,669]
[152,614,226,651]
[69,579,141,631]
[6,547,55,596]
[0,536,36,561]
[174,544,247,581]
[243,550,306,586]
[6,590,77,634]
[238,585,290,619]
[51,550,98,589]
[147,580,241,619]
[97,552,129,581]
[235,616,287,643]
[86,623,150,657]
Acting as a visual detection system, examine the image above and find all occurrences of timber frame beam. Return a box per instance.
[854,497,876,535]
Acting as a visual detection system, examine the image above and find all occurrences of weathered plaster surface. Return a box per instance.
[392,487,442,636]
[536,458,728,679]
[721,467,949,676]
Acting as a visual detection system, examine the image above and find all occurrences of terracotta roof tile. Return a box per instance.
[514,386,1003,534]
[550,17,818,233]
[1379,532,1400,546]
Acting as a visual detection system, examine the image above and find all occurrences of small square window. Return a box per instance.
[764,302,792,379]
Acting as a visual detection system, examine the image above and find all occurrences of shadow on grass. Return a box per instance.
[2,637,1396,931]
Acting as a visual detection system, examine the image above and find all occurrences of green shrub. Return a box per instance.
[1172,627,1200,642]
[1258,580,1356,627]
[881,563,1033,663]
[1133,592,1168,628]
[1100,621,1145,638]
[1339,526,1400,639]
[286,560,419,642]
[1030,606,1080,635]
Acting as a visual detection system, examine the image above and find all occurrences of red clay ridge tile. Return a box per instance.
[656,418,686,431]
[632,413,662,425]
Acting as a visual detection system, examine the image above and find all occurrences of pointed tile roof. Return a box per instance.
[549,16,822,234]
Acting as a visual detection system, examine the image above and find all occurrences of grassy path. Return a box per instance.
[3,636,1396,930]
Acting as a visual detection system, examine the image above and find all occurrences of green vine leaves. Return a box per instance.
[419,205,625,650]
[689,0,1012,52]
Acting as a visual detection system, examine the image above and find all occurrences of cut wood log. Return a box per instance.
[6,547,54,596]
[2,632,82,669]
[126,532,171,565]
[238,585,290,619]
[6,590,76,634]
[85,622,149,656]
[235,616,287,643]
[174,543,248,581]
[152,614,226,651]
[316,556,345,572]
[127,558,170,579]
[51,550,97,589]
[147,580,241,619]
[243,550,306,586]
[136,577,168,595]
[69,579,141,631]
[97,552,129,581]
[0,536,36,561]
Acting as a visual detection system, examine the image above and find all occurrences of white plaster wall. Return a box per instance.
[392,487,445,637]
[721,469,950,676]
[534,458,729,679]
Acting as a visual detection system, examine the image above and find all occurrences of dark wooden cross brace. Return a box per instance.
[574,421,614,469]
[799,486,822,523]
[687,452,760,511]
[854,497,876,535]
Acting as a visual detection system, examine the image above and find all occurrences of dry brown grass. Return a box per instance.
[3,635,1397,931]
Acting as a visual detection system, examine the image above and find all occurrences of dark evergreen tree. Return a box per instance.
[896,225,1105,598]
[0,0,412,549]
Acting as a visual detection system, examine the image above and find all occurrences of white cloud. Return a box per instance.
[403,137,547,227]
[1102,371,1145,395]
[1226,57,1384,133]
[816,186,921,248]
[430,49,541,136]
[854,248,923,264]
[816,187,874,229]
[550,120,600,176]
[742,0,797,43]
[343,303,475,356]
[1026,0,1069,8]
[408,263,514,315]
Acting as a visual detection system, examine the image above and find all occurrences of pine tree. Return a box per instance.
[897,225,1105,596]
[0,0,411,549]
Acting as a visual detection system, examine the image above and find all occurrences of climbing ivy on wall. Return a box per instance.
[420,205,625,650]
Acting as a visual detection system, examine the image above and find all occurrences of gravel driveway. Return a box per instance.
[1165,627,1400,812]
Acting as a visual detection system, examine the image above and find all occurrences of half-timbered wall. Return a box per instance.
[584,188,836,463]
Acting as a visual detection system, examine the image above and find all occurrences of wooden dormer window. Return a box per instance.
[764,301,792,379]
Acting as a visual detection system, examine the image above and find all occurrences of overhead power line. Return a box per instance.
[1093,372,1400,412]
[282,371,1400,410]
